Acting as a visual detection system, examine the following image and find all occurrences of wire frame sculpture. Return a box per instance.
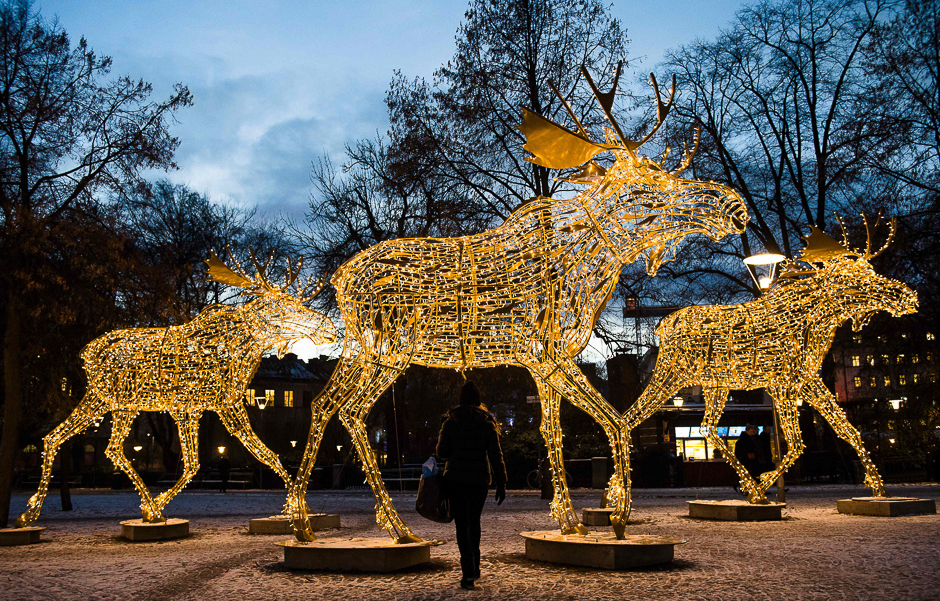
[287,64,749,542]
[16,251,336,527]
[623,217,918,509]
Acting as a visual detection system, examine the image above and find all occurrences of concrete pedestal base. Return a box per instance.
[120,518,189,541]
[837,497,937,517]
[275,537,444,572]
[249,514,341,535]
[688,500,785,521]
[0,527,45,546]
[582,508,614,526]
[520,531,685,570]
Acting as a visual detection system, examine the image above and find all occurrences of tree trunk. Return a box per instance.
[0,293,25,527]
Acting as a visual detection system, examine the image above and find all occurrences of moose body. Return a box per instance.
[624,223,918,506]
[17,254,336,527]
[288,66,748,543]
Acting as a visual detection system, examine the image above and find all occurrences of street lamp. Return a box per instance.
[218,446,226,455]
[889,399,903,411]
[743,252,786,290]
[133,445,143,452]
[672,396,684,408]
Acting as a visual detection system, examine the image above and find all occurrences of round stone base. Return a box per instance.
[688,499,785,521]
[274,537,445,572]
[249,514,341,535]
[582,507,615,526]
[837,497,937,517]
[520,531,686,569]
[0,527,45,546]
[120,518,190,541]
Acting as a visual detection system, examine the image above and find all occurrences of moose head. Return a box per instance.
[206,250,337,355]
[518,63,749,275]
[777,216,918,331]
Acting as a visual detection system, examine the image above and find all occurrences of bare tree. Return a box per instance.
[0,0,191,526]
[386,0,630,221]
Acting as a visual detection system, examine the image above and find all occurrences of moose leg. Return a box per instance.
[338,356,421,544]
[620,354,687,519]
[752,387,805,498]
[105,410,162,522]
[700,387,773,501]
[803,378,886,496]
[289,355,368,541]
[217,403,292,515]
[531,377,586,536]
[16,394,108,527]
[152,409,203,516]
[529,357,632,538]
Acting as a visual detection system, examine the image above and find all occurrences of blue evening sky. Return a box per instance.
[40,0,745,222]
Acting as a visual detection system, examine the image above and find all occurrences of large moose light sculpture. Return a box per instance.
[623,217,917,508]
[287,64,749,543]
[16,252,336,528]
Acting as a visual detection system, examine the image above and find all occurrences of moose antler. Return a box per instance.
[797,214,898,265]
[206,250,257,289]
[518,62,684,170]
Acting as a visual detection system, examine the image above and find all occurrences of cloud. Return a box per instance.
[162,68,389,220]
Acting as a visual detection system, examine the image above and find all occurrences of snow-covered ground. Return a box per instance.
[3,484,939,600]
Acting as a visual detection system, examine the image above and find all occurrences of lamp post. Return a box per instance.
[745,252,787,502]
[743,252,786,291]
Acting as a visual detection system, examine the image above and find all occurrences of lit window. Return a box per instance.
[899,374,906,386]
[928,353,934,363]
[902,333,908,339]
[884,375,891,387]
[867,355,875,366]
[932,373,938,383]
[851,355,860,367]
[853,334,862,344]
[882,354,890,365]
[853,376,861,388]
[23,444,38,453]
[284,390,294,408]
[928,333,936,341]
[265,389,275,406]
[912,354,920,364]
[913,373,919,384]
[897,355,905,364]
[870,377,877,387]
[245,388,255,404]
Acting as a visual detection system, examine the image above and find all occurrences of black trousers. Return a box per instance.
[447,480,489,580]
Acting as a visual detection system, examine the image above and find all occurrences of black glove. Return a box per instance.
[495,484,506,505]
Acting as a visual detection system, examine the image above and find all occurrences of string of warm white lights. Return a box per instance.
[16,252,336,528]
[624,218,917,509]
[287,65,748,542]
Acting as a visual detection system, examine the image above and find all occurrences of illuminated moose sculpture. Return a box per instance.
[623,217,917,507]
[17,252,336,528]
[287,64,748,543]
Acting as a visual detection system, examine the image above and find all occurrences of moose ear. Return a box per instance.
[518,107,612,170]
[206,251,256,289]
[798,226,852,263]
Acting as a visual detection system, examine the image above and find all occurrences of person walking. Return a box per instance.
[436,380,506,590]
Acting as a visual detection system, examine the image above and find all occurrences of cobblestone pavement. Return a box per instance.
[3,484,939,600]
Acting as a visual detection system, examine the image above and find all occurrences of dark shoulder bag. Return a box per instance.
[415,456,453,523]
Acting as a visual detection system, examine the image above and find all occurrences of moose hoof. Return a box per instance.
[395,533,424,544]
[292,520,316,542]
[561,524,589,536]
[611,519,626,540]
[15,512,36,528]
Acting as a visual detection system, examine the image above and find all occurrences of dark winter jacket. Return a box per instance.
[436,405,507,487]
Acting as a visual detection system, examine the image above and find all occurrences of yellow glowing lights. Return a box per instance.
[16,252,336,528]
[286,66,747,543]
[624,218,917,508]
